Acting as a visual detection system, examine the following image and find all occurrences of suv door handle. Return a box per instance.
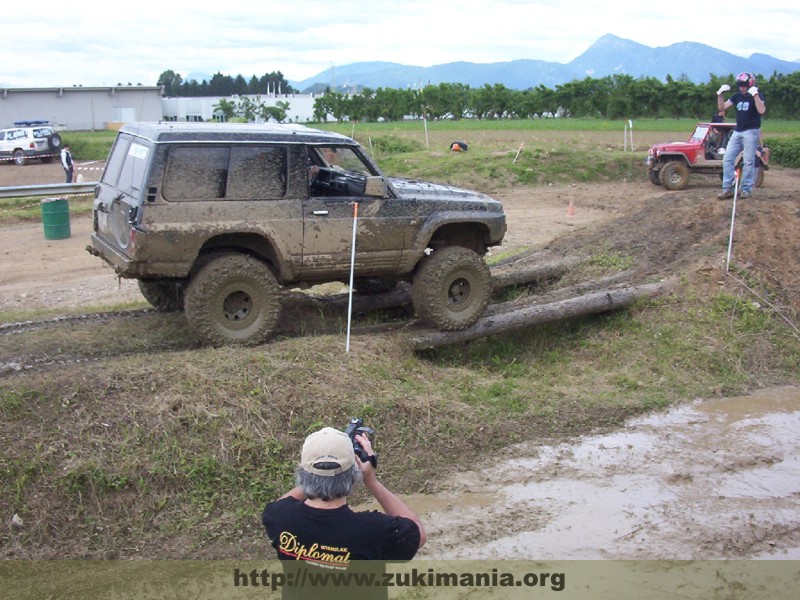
[312,210,329,216]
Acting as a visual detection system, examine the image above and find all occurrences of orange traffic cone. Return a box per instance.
[566,199,576,217]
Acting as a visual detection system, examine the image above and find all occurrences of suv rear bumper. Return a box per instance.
[88,233,133,276]
[88,232,192,279]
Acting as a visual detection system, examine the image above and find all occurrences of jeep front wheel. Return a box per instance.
[411,246,491,331]
[184,253,281,346]
[659,161,689,190]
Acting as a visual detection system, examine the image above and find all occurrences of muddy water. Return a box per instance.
[414,386,800,560]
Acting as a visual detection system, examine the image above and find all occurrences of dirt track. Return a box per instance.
[2,160,800,561]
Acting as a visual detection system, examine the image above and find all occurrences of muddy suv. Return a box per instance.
[87,122,506,346]
[0,121,63,165]
[646,122,769,190]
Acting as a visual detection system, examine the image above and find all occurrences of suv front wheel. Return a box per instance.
[411,246,492,331]
[184,253,281,346]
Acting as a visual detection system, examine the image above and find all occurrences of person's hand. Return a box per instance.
[716,84,730,95]
[748,86,759,97]
[354,433,377,477]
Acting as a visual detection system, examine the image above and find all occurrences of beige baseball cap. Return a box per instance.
[301,427,355,476]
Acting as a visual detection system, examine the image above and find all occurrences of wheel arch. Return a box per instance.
[192,232,287,280]
[655,154,691,167]
[426,221,492,255]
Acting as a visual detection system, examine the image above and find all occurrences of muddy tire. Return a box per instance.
[659,161,689,190]
[755,165,765,188]
[184,253,281,346]
[648,168,660,185]
[353,278,398,295]
[138,279,185,312]
[411,246,491,331]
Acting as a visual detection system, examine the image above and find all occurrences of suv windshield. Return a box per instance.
[309,146,374,176]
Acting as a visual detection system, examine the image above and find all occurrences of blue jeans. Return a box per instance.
[722,128,760,193]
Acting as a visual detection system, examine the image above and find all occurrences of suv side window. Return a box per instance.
[163,145,287,201]
[227,146,287,199]
[164,146,229,200]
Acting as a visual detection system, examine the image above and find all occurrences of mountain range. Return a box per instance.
[288,34,800,92]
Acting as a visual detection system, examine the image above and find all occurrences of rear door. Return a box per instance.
[94,133,151,256]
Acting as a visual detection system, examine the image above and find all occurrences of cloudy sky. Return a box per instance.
[2,0,798,88]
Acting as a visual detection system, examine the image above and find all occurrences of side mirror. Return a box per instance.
[364,176,388,198]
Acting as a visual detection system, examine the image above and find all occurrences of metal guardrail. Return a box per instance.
[0,182,98,199]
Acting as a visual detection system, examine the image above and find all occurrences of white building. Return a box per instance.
[1,87,322,130]
[0,86,163,131]
[161,93,321,123]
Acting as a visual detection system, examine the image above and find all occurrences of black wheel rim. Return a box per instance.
[223,290,252,321]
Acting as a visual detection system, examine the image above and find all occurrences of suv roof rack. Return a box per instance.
[13,120,50,127]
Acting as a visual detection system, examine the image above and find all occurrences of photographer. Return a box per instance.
[262,426,426,597]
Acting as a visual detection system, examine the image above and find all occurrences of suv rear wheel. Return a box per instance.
[138,280,185,312]
[184,253,281,346]
[411,246,491,331]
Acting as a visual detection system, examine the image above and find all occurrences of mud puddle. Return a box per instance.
[414,386,800,560]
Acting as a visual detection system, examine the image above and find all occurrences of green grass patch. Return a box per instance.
[0,195,93,224]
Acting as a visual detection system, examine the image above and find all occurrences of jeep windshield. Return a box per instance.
[690,125,710,143]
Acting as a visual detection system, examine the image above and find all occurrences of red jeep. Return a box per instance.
[646,122,769,190]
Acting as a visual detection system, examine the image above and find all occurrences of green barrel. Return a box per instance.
[41,197,71,240]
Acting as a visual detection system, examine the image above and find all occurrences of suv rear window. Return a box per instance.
[163,145,288,201]
[101,135,150,196]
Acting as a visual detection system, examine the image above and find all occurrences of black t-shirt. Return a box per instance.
[731,90,765,132]
[262,497,421,599]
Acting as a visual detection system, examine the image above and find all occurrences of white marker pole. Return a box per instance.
[346,201,359,352]
[628,119,634,151]
[726,169,740,272]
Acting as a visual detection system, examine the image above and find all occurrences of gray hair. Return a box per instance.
[296,465,362,501]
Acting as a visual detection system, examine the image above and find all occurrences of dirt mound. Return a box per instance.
[542,169,800,316]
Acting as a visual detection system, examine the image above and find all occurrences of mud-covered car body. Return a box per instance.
[646,122,769,190]
[0,122,63,165]
[88,122,506,345]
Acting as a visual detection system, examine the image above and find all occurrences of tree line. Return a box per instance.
[156,69,800,121]
[157,70,297,97]
[313,72,800,122]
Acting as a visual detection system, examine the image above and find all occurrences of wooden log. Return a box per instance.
[296,257,579,314]
[490,257,580,289]
[407,281,668,351]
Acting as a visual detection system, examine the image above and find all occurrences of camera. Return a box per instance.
[344,417,375,465]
